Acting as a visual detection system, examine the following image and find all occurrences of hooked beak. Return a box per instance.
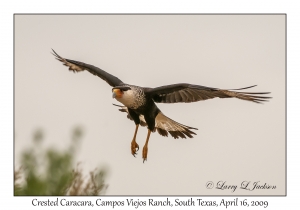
[112,89,122,98]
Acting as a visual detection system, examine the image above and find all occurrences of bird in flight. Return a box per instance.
[52,49,271,163]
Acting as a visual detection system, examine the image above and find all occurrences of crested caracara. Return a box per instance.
[52,49,271,163]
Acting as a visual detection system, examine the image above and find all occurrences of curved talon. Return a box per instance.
[131,125,140,157]
[131,141,139,157]
[132,151,137,157]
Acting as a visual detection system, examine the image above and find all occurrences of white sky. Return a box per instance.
[14,14,285,196]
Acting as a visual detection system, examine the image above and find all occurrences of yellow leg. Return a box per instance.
[142,129,151,163]
[131,124,139,157]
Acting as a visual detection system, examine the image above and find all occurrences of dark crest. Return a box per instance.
[112,86,131,91]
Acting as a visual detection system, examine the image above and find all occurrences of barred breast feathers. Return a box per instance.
[117,85,146,109]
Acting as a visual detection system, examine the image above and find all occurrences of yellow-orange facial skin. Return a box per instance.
[112,89,123,98]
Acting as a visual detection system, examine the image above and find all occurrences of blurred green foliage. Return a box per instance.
[14,127,108,196]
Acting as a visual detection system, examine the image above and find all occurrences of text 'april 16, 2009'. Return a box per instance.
[31,197,269,208]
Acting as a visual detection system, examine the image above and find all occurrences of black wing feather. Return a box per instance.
[149,83,271,104]
[52,49,123,87]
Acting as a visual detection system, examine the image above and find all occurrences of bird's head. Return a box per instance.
[112,86,131,99]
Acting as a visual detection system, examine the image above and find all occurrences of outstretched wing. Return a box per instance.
[113,104,197,139]
[148,83,271,104]
[52,49,124,87]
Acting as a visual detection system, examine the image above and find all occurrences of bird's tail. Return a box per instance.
[154,112,198,139]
